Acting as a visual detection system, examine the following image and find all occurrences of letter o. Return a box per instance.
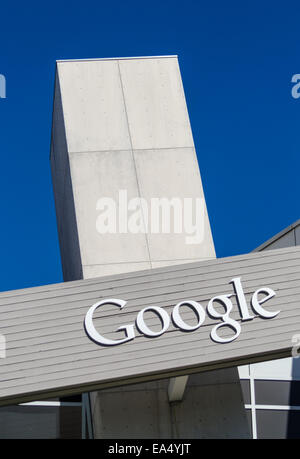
[172,300,205,331]
[136,306,170,337]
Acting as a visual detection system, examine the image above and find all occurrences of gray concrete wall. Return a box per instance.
[51,56,249,438]
[51,56,216,279]
[91,372,249,439]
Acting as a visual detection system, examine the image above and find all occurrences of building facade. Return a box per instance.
[239,219,300,439]
[0,57,298,439]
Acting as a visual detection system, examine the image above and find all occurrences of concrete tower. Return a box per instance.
[51,56,249,438]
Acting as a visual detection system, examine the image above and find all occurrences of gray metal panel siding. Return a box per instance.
[258,230,296,251]
[0,246,300,406]
[295,226,300,246]
[254,219,300,252]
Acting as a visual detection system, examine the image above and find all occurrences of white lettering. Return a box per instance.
[230,277,254,321]
[172,300,205,331]
[84,278,279,347]
[136,306,170,337]
[207,294,241,343]
[251,287,279,318]
[84,299,135,346]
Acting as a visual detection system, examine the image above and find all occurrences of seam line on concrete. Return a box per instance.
[68,146,195,155]
[82,258,214,267]
[117,60,152,268]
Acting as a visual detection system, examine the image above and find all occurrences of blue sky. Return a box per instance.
[0,1,299,291]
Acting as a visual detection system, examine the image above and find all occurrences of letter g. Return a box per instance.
[84,298,135,346]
